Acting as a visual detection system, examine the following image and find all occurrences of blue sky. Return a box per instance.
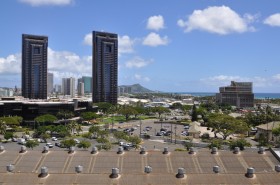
[1,0,280,93]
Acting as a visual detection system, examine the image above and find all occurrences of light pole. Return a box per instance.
[174,125,177,144]
[139,119,142,136]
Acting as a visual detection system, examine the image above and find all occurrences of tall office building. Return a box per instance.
[92,31,118,104]
[62,77,75,98]
[82,76,92,93]
[78,82,84,96]
[22,34,48,99]
[216,81,254,108]
[47,72,54,95]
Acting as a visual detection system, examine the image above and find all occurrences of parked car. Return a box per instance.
[156,132,164,136]
[55,142,66,148]
[17,138,26,145]
[52,137,58,141]
[145,126,152,131]
[46,143,54,148]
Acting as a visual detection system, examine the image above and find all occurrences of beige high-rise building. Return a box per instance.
[216,81,254,108]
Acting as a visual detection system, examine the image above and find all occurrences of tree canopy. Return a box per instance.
[94,102,113,114]
[80,112,99,121]
[151,106,170,118]
[118,106,138,120]
[207,113,249,140]
[0,116,22,127]
[25,140,39,150]
[35,114,57,124]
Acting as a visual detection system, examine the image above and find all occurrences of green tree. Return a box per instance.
[81,132,92,139]
[66,121,78,134]
[89,125,100,138]
[35,114,57,125]
[113,131,128,142]
[4,132,14,140]
[207,113,249,140]
[0,116,22,127]
[76,124,83,135]
[229,139,252,150]
[77,140,91,149]
[80,112,99,121]
[25,140,39,150]
[208,139,223,149]
[61,139,76,148]
[170,103,183,110]
[0,120,7,135]
[41,133,51,143]
[56,110,74,119]
[118,106,137,120]
[99,129,109,139]
[151,107,170,119]
[191,104,198,122]
[133,106,146,118]
[127,135,141,149]
[96,137,109,144]
[94,102,113,114]
[182,105,192,115]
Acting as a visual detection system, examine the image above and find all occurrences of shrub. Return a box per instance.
[208,139,223,149]
[229,139,252,150]
[175,148,186,151]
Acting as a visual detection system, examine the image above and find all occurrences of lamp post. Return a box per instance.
[139,119,142,136]
[174,125,177,144]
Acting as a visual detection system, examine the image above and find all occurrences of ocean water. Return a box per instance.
[173,92,280,99]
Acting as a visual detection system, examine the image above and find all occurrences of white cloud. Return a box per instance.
[273,74,280,80]
[83,33,134,55]
[83,33,92,46]
[134,74,150,82]
[48,48,91,76]
[125,57,152,68]
[177,6,255,35]
[19,0,74,6]
[200,75,268,88]
[118,35,134,54]
[147,15,165,31]
[142,32,169,47]
[0,53,21,75]
[264,13,280,27]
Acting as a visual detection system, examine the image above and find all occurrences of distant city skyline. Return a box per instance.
[1,0,280,93]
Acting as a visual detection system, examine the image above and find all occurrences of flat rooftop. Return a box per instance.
[0,148,279,184]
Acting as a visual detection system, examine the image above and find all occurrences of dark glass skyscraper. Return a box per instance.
[22,34,48,99]
[92,31,118,104]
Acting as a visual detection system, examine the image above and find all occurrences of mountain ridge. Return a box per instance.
[118,84,154,93]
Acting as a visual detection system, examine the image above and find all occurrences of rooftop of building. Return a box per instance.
[0,147,279,184]
[256,121,280,131]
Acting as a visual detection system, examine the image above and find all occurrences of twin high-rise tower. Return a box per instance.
[92,31,118,104]
[22,34,48,99]
[22,31,118,104]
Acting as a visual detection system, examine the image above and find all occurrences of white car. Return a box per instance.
[51,137,58,141]
[74,139,80,144]
[46,143,54,148]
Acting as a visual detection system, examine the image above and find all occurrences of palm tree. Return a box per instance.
[0,120,7,135]
[66,121,78,135]
[76,124,83,135]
